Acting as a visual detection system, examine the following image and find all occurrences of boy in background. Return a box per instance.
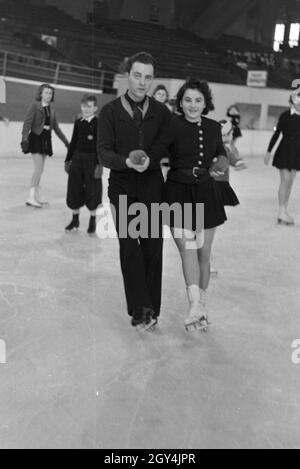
[65,94,102,235]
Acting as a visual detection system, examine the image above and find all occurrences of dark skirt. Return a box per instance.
[273,140,300,171]
[233,126,242,140]
[28,130,53,157]
[215,181,240,207]
[164,177,227,231]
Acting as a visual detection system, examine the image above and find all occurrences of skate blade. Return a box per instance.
[185,320,210,333]
[210,270,218,277]
[277,218,295,226]
[65,228,79,233]
[26,202,42,209]
[136,318,158,333]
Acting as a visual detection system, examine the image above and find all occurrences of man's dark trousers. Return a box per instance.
[108,169,164,318]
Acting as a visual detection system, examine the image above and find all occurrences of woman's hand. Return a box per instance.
[21,140,30,154]
[264,152,272,166]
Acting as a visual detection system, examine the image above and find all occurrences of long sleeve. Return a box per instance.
[53,112,69,147]
[215,124,227,159]
[65,120,79,162]
[268,114,283,152]
[97,105,128,170]
[22,104,36,142]
[147,108,173,170]
[225,142,242,166]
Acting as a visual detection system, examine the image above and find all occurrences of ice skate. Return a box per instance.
[210,266,218,277]
[185,286,210,332]
[143,307,158,332]
[35,187,49,206]
[131,307,158,332]
[65,215,80,233]
[87,216,97,235]
[26,188,43,209]
[277,212,295,226]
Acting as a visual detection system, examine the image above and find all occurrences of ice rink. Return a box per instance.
[0,141,300,449]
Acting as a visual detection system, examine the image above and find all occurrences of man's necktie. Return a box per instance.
[132,103,143,126]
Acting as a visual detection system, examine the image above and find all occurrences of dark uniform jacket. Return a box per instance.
[22,102,68,146]
[66,116,98,162]
[97,95,171,172]
[166,115,227,184]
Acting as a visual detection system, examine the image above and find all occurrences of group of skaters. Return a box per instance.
[19,51,299,332]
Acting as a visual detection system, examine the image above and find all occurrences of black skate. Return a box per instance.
[87,216,97,235]
[131,307,158,332]
[65,216,80,233]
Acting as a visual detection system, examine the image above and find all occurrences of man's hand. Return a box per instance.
[129,150,148,166]
[264,152,272,166]
[126,150,150,173]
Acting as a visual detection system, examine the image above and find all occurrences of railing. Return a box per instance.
[0,49,116,91]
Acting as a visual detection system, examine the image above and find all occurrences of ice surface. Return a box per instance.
[0,143,300,449]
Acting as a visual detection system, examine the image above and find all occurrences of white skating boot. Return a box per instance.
[198,289,210,332]
[185,285,209,332]
[26,188,42,208]
[278,206,295,226]
[35,186,49,205]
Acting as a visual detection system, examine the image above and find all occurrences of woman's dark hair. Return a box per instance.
[152,84,169,102]
[36,83,55,102]
[126,52,156,74]
[227,104,240,115]
[176,78,215,116]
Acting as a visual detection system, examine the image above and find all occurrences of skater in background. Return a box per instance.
[163,78,227,331]
[98,52,171,331]
[65,94,103,235]
[214,118,246,208]
[21,83,69,208]
[210,119,247,276]
[265,91,300,225]
[152,84,169,105]
[227,104,242,143]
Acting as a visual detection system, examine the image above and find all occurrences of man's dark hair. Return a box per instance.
[126,52,156,74]
[81,93,98,106]
[176,78,214,116]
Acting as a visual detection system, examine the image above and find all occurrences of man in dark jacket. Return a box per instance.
[98,52,171,331]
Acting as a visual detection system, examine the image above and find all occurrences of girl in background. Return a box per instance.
[21,83,69,208]
[265,91,300,225]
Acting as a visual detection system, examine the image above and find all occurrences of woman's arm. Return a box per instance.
[267,114,284,153]
[21,104,36,142]
[65,120,79,162]
[52,112,69,147]
[147,108,173,170]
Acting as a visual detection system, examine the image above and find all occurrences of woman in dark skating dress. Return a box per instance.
[265,91,300,225]
[21,84,69,208]
[227,104,243,142]
[164,78,227,331]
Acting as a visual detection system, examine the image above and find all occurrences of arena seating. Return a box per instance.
[0,0,295,89]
